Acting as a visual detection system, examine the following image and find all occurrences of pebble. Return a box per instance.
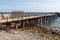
[0,27,59,40]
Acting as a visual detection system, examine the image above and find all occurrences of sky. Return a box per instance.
[0,0,60,12]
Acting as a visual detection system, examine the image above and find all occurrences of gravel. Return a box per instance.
[0,27,60,40]
[0,30,46,40]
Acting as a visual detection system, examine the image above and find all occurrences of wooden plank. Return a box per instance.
[0,14,55,23]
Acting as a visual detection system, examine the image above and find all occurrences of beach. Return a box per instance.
[0,26,59,40]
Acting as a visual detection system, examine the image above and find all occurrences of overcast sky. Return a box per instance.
[0,0,60,12]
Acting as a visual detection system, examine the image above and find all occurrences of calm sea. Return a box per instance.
[50,17,60,27]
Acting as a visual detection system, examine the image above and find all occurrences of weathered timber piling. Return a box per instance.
[29,19,34,31]
[47,16,52,25]
[40,17,43,26]
[20,21,23,28]
[45,17,47,25]
[27,20,32,30]
[11,23,15,29]
[22,21,26,30]
[6,23,11,31]
[15,23,19,30]
[25,20,29,30]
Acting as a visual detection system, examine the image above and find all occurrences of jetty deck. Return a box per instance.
[0,13,57,31]
[0,14,55,23]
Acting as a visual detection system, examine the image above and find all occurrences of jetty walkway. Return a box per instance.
[0,13,57,31]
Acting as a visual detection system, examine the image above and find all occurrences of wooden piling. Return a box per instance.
[41,17,43,27]
[25,20,29,30]
[47,16,51,25]
[23,21,26,30]
[38,18,41,27]
[27,20,31,30]
[45,17,47,25]
[29,20,33,31]
[6,23,11,31]
[46,17,48,25]
[20,21,23,28]
[15,23,19,30]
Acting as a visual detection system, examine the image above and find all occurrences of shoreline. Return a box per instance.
[0,26,60,40]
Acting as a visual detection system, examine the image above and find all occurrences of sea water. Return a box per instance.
[50,17,60,27]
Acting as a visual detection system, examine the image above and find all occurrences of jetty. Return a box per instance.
[0,12,57,31]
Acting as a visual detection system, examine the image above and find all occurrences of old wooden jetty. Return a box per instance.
[0,13,57,31]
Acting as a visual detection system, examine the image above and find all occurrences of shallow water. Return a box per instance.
[50,17,60,27]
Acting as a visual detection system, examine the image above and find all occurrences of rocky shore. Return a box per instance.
[0,27,60,40]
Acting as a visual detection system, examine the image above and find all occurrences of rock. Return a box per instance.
[26,38,30,40]
[0,27,60,40]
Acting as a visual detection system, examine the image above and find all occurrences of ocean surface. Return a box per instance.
[50,17,60,27]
